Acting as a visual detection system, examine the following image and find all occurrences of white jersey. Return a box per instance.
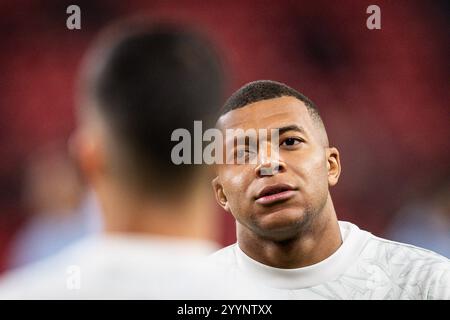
[0,234,233,299]
[209,221,450,299]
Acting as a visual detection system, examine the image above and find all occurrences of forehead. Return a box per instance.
[217,96,313,132]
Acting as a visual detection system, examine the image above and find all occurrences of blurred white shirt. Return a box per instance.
[0,234,232,299]
[8,192,102,269]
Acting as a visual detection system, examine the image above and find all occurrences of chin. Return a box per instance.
[253,207,313,240]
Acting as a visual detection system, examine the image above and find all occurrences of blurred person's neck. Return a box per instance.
[94,179,218,244]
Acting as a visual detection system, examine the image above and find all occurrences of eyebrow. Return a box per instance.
[226,124,307,148]
[275,125,307,136]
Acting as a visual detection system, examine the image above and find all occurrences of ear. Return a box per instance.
[68,127,105,184]
[211,176,230,213]
[326,147,341,187]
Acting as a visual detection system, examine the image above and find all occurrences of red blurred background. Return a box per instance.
[0,0,449,272]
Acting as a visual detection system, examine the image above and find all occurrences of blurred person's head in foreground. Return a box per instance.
[72,19,224,241]
[0,20,237,299]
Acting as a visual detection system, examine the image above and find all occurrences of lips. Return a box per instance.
[255,184,297,205]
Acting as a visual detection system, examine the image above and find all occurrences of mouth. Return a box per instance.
[255,184,297,205]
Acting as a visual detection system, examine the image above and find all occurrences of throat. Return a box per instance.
[237,218,342,269]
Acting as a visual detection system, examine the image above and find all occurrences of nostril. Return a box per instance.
[259,164,282,176]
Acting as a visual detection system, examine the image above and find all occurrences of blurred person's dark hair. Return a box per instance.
[76,19,225,197]
[0,19,230,297]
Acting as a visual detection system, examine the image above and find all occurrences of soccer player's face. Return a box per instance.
[214,96,338,240]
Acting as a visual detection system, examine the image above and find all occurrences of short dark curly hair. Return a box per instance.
[219,80,328,145]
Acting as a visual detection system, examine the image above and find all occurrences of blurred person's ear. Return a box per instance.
[212,176,230,213]
[326,147,341,187]
[68,123,106,186]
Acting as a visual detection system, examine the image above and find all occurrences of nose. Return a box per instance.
[255,159,286,177]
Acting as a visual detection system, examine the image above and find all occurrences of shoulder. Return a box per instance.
[360,233,450,299]
[364,234,449,266]
[208,243,242,274]
[209,243,238,264]
[0,252,76,299]
[0,236,105,299]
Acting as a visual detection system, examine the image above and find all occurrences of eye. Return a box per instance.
[281,137,303,147]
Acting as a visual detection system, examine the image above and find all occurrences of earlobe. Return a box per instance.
[211,177,229,212]
[327,147,341,187]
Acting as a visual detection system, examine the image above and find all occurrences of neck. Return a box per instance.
[237,195,342,269]
[96,181,218,243]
